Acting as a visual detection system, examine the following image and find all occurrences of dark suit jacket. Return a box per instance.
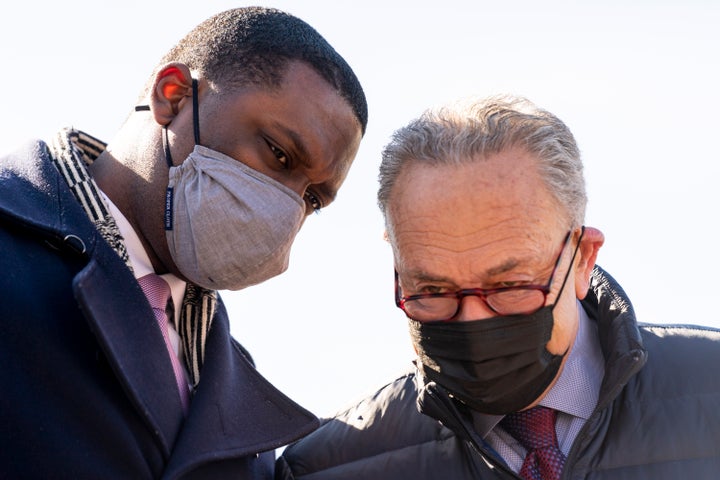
[0,140,318,479]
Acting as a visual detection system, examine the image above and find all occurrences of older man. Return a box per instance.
[277,96,720,479]
[0,7,365,479]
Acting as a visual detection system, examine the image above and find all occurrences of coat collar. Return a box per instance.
[0,140,98,250]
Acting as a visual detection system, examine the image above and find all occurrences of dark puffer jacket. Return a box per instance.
[277,267,720,479]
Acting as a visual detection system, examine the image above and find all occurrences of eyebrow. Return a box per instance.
[485,258,521,277]
[273,122,338,204]
[407,257,525,285]
[274,123,312,169]
[406,270,456,286]
[413,271,447,283]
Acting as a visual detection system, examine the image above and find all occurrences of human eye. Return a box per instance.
[489,287,545,315]
[494,275,534,289]
[304,190,323,214]
[403,282,457,321]
[267,142,289,168]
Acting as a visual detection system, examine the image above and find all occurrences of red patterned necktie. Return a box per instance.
[138,274,190,414]
[500,406,567,480]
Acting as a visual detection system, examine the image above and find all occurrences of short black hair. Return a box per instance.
[148,7,367,134]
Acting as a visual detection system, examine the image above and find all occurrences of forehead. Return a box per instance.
[387,148,568,275]
[271,62,362,183]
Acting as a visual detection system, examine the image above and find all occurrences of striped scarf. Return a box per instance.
[49,128,215,389]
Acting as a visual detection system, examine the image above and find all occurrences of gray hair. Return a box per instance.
[378,94,586,228]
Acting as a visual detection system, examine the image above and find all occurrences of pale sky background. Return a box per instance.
[2,1,719,417]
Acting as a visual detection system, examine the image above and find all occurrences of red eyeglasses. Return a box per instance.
[395,228,582,322]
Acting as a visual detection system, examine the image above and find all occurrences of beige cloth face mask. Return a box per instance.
[165,144,305,290]
[157,79,304,291]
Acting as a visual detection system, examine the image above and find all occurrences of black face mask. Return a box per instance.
[410,303,566,415]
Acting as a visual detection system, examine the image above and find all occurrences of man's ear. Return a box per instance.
[574,226,605,299]
[149,63,194,126]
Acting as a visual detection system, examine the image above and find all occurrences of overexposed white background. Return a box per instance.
[2,0,718,417]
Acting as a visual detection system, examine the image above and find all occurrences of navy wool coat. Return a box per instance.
[0,140,318,479]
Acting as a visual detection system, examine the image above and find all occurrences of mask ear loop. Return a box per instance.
[192,78,200,145]
[161,78,200,168]
[163,126,174,168]
[553,225,586,304]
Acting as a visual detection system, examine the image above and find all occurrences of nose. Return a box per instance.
[282,177,316,214]
[455,295,497,321]
[281,176,309,200]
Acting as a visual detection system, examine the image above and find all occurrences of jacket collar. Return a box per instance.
[582,266,648,410]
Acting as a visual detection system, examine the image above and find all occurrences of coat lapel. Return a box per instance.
[163,301,319,478]
[73,249,186,456]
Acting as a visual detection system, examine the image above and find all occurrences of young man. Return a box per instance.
[277,95,720,479]
[0,7,366,478]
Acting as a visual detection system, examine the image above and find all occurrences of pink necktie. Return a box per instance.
[138,273,190,414]
[500,406,566,480]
